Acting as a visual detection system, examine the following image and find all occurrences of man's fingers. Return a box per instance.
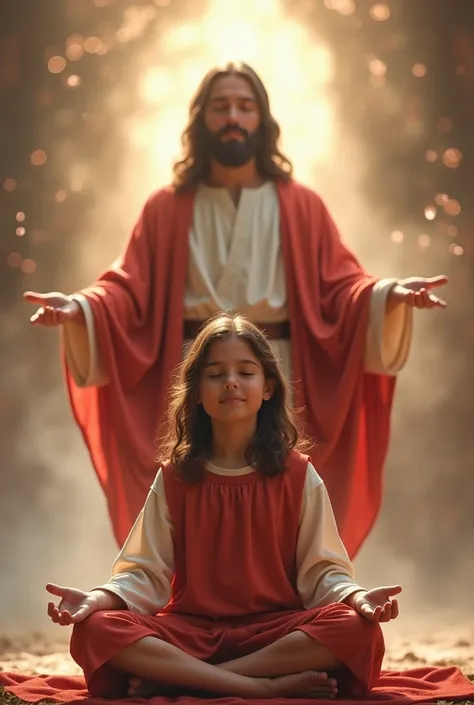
[23,291,47,303]
[415,290,428,308]
[46,583,68,597]
[424,275,448,288]
[30,307,61,327]
[430,296,447,308]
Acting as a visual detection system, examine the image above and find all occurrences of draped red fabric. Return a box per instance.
[2,667,473,705]
[64,180,395,556]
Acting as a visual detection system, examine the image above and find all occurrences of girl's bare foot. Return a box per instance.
[268,671,338,699]
[128,671,338,699]
[128,677,180,698]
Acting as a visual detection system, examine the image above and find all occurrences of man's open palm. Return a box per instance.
[23,291,81,326]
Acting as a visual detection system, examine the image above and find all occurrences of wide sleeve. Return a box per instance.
[69,197,161,392]
[296,462,366,608]
[61,189,191,549]
[94,467,174,615]
[61,295,108,387]
[364,279,413,375]
[279,183,399,560]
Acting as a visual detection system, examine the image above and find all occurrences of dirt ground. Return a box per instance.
[1,627,474,678]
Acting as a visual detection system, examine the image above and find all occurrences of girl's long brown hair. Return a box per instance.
[159,313,309,482]
[172,62,293,193]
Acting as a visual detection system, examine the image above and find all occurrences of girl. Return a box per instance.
[47,313,401,700]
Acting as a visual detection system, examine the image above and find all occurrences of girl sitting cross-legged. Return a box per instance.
[46,312,401,700]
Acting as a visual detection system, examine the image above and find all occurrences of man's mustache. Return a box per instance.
[216,125,249,140]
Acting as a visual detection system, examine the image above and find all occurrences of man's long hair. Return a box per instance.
[158,313,308,482]
[172,62,293,193]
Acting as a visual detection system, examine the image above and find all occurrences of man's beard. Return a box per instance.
[203,124,262,168]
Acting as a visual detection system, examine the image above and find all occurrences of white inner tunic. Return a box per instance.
[63,181,413,387]
[185,182,287,321]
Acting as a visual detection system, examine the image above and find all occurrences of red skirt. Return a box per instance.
[71,602,383,698]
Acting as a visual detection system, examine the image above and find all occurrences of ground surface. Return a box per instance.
[1,629,473,703]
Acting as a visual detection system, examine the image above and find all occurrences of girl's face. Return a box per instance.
[198,335,274,424]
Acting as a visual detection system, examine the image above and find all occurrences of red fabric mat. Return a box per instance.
[1,667,473,704]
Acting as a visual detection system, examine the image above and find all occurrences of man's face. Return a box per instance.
[203,74,262,168]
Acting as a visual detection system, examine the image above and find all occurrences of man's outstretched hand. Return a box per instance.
[23,291,83,326]
[388,275,448,309]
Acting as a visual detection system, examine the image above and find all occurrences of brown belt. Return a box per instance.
[183,319,291,340]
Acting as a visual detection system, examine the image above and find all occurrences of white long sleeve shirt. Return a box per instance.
[95,460,365,616]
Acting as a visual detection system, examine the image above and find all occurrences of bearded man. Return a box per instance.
[25,62,447,555]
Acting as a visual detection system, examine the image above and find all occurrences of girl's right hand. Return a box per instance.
[46,583,115,626]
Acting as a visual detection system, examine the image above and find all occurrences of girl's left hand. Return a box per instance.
[349,585,402,622]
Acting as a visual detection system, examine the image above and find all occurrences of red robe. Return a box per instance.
[64,179,395,556]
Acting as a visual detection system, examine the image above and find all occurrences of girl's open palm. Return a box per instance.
[353,585,402,623]
[46,583,103,626]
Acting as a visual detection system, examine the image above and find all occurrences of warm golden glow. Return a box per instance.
[412,63,427,78]
[444,199,461,216]
[424,206,437,221]
[6,252,22,268]
[21,258,37,274]
[369,59,387,76]
[31,150,47,166]
[66,44,84,61]
[123,0,336,189]
[2,178,17,192]
[55,189,68,203]
[84,37,103,54]
[48,56,66,74]
[391,230,404,244]
[442,148,462,169]
[66,75,81,87]
[370,3,391,21]
[418,233,430,249]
